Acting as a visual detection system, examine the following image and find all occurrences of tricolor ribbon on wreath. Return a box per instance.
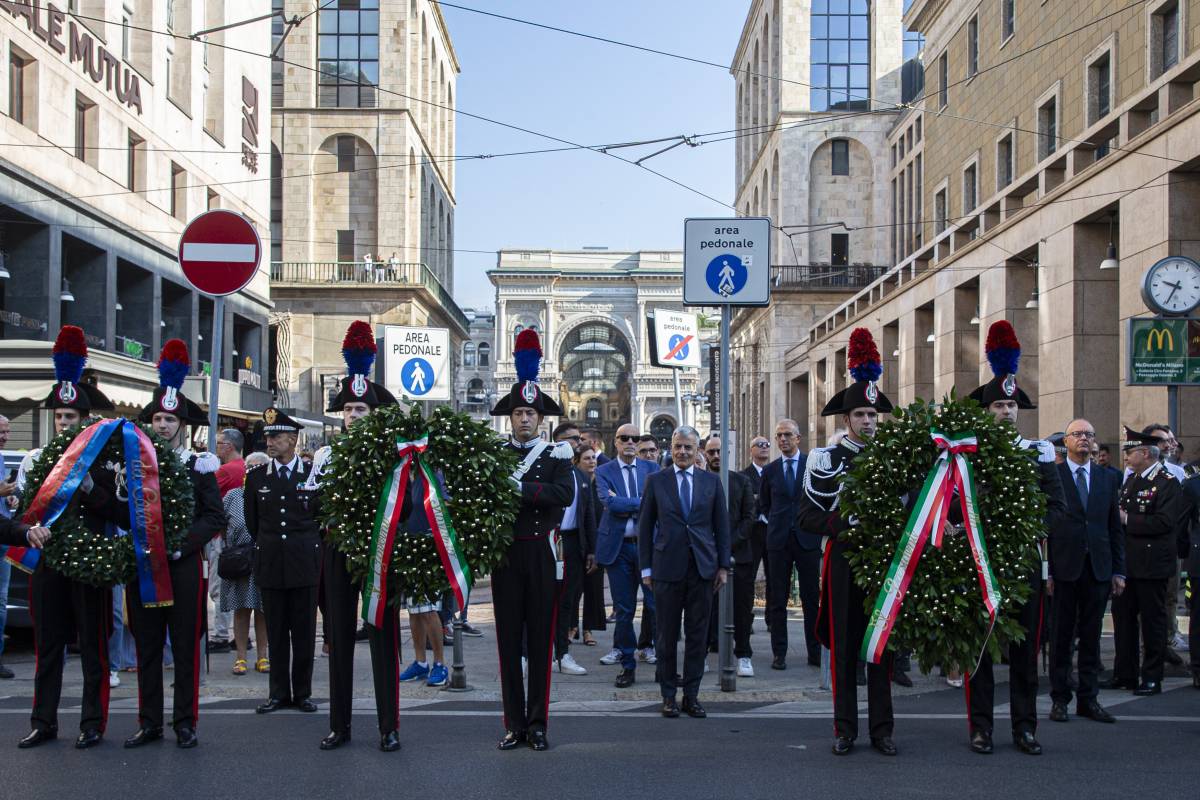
[362,436,472,628]
[860,429,1002,666]
[4,417,173,607]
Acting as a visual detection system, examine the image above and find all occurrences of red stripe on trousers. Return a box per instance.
[822,546,836,737]
[543,575,565,729]
[963,669,973,735]
[192,558,206,728]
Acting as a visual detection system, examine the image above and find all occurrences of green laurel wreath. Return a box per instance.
[17,418,194,588]
[838,397,1047,674]
[319,404,520,605]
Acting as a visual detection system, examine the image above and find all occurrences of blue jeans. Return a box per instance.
[605,541,654,671]
[0,558,9,659]
[108,586,138,671]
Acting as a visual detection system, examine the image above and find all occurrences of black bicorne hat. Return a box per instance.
[42,325,113,412]
[490,329,564,417]
[969,320,1035,410]
[138,339,206,424]
[326,321,398,412]
[820,328,894,416]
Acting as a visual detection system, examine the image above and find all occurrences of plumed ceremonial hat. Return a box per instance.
[139,339,206,424]
[490,329,564,417]
[43,325,113,412]
[969,320,1035,410]
[326,320,398,412]
[820,327,894,416]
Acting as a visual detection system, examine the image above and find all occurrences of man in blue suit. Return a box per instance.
[1049,417,1124,724]
[638,426,730,719]
[595,422,658,688]
[759,418,821,670]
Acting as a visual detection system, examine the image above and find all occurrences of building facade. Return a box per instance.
[0,1,274,449]
[789,0,1200,451]
[269,0,466,422]
[454,307,496,422]
[727,0,907,452]
[490,249,713,448]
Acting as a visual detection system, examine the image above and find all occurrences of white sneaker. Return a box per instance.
[558,654,587,675]
[109,670,120,688]
[599,648,622,665]
[737,657,754,677]
[1172,632,1188,649]
[704,661,710,673]
[638,647,657,664]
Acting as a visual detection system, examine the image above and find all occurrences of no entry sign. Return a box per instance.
[178,210,262,296]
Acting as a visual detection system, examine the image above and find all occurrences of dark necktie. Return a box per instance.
[625,465,638,498]
[1076,467,1088,510]
[279,466,290,482]
[679,471,691,517]
[785,459,796,493]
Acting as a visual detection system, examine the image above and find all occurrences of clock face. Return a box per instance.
[1143,257,1200,315]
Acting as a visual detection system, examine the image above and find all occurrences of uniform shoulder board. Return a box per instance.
[1029,439,1055,464]
[551,441,574,459]
[806,446,834,474]
[246,461,268,474]
[192,451,221,474]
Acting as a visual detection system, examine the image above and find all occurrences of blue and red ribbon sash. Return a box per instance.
[6,418,173,607]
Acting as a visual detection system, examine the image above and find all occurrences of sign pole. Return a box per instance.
[718,310,735,692]
[206,295,224,453]
[672,367,683,427]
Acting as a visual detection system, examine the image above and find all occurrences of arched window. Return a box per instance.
[585,398,602,422]
[463,341,476,367]
[478,341,491,367]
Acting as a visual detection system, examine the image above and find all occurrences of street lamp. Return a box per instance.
[0,251,9,280]
[1099,211,1119,270]
[60,279,74,303]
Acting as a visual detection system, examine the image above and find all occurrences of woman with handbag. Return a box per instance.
[222,451,270,676]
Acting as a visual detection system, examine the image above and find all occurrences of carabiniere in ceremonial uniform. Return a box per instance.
[318,321,404,753]
[490,330,574,753]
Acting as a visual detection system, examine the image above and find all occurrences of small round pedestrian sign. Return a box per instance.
[667,334,690,361]
[706,254,747,298]
[401,357,434,396]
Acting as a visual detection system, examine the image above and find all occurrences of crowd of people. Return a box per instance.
[0,319,1197,758]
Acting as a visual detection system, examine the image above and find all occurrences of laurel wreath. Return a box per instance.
[838,397,1047,674]
[17,418,194,588]
[319,404,520,605]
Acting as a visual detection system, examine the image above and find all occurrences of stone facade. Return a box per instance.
[454,308,497,423]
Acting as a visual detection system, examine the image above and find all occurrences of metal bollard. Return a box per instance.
[443,617,473,692]
[719,565,736,692]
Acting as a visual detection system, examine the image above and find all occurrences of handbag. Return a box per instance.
[217,542,255,580]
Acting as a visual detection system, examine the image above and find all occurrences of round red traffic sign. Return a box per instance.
[177,210,262,296]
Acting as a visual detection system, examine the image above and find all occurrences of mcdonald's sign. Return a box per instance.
[1145,326,1175,353]
[1129,318,1195,385]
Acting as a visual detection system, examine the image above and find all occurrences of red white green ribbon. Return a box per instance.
[860,429,1002,664]
[361,437,472,627]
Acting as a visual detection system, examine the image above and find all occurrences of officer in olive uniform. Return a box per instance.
[124,340,226,750]
[1109,426,1187,696]
[245,408,322,714]
[490,330,574,752]
[960,321,1065,757]
[318,321,404,753]
[19,325,126,751]
[796,328,896,758]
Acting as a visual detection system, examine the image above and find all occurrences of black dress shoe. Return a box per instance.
[296,699,319,713]
[379,731,401,752]
[1013,731,1042,755]
[175,727,197,749]
[18,727,57,749]
[256,698,289,714]
[614,668,636,688]
[661,698,680,718]
[1100,677,1136,690]
[320,730,351,750]
[497,730,527,750]
[1049,702,1069,722]
[969,730,993,754]
[528,730,549,751]
[123,726,163,748]
[1076,700,1115,723]
[75,729,102,749]
[893,669,913,688]
[870,736,897,756]
[832,736,854,755]
[1133,681,1162,696]
[681,698,707,718]
[771,656,786,670]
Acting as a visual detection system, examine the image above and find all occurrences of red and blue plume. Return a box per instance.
[157,339,191,390]
[51,324,88,385]
[514,328,542,383]
[847,327,882,382]
[341,320,377,377]
[985,320,1021,377]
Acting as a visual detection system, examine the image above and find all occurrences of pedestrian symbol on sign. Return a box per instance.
[706,254,748,298]
[665,334,692,361]
[402,357,434,396]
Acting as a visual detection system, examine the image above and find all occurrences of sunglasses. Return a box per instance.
[753,441,770,448]
[616,435,638,442]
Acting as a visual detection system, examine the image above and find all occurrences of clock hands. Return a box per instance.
[1164,280,1182,306]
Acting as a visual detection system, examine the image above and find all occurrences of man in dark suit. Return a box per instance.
[245,407,323,716]
[584,427,611,466]
[759,419,820,670]
[552,421,598,677]
[1048,418,1123,724]
[738,435,771,664]
[638,426,730,719]
[703,435,754,668]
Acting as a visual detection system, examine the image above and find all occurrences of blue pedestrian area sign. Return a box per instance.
[683,217,771,306]
[382,326,451,401]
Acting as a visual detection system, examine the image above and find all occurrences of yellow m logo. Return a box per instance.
[1146,327,1175,351]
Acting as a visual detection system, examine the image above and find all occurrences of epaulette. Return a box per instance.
[192,451,221,475]
[1028,439,1055,464]
[246,461,268,473]
[551,441,574,459]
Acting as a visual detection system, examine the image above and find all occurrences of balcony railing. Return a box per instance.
[270,261,469,332]
[773,264,887,290]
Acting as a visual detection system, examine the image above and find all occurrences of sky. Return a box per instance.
[442,1,749,311]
